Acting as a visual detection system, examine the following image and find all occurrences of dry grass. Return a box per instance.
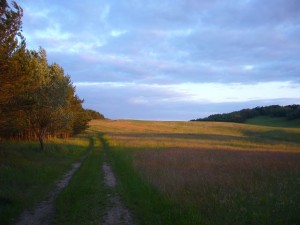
[134,148,299,201]
[90,120,300,152]
[132,148,300,224]
[91,119,300,224]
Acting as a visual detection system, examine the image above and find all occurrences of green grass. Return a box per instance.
[246,116,300,128]
[0,139,88,225]
[53,135,108,225]
[109,147,203,225]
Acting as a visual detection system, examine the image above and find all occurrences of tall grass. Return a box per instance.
[0,138,88,225]
[91,119,300,225]
[134,148,300,225]
[110,147,203,225]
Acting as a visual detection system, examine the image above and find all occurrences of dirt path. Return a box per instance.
[14,162,82,225]
[102,162,134,225]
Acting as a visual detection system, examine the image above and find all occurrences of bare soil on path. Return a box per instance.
[14,162,82,225]
[102,162,134,225]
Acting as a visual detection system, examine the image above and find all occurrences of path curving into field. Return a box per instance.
[102,161,134,225]
[14,161,82,225]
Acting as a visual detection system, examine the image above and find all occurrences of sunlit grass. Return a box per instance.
[91,120,300,153]
[91,119,300,225]
[48,136,90,148]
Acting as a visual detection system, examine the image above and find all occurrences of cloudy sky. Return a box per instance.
[19,0,300,120]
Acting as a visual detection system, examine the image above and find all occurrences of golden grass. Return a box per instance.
[90,119,300,153]
[48,136,90,148]
[90,119,300,224]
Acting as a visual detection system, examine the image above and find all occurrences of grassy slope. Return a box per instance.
[246,116,300,128]
[90,120,300,225]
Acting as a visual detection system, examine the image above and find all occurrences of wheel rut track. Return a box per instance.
[14,135,134,225]
[14,161,82,225]
[13,137,94,225]
[100,134,134,225]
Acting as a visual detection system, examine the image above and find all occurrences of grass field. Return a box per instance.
[90,119,300,225]
[1,119,300,225]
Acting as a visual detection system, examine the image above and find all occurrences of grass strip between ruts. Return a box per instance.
[52,135,109,225]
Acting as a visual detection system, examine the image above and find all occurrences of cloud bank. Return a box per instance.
[20,0,300,120]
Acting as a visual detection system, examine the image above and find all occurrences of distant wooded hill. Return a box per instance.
[192,105,300,123]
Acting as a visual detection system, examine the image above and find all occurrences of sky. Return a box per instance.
[19,0,300,120]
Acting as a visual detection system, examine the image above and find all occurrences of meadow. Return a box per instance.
[90,120,300,225]
[0,119,299,225]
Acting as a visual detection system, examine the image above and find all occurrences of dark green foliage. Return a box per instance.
[0,0,26,105]
[192,105,300,123]
[286,106,300,120]
[85,109,105,120]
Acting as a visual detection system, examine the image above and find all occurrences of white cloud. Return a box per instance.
[173,81,300,103]
[110,29,127,37]
[75,81,135,88]
[34,23,71,41]
[75,81,300,104]
[243,65,254,70]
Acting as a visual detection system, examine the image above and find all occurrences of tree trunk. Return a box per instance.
[38,128,46,150]
[38,134,44,150]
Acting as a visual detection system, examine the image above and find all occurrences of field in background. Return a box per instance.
[90,120,300,152]
[91,119,300,225]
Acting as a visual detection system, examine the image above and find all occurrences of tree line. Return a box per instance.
[192,105,300,123]
[0,0,104,149]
